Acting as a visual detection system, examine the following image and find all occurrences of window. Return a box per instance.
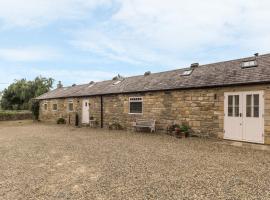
[52,103,58,111]
[113,80,122,85]
[129,97,143,114]
[68,100,74,112]
[228,95,240,117]
[241,60,257,68]
[181,69,193,76]
[246,94,260,118]
[44,102,48,111]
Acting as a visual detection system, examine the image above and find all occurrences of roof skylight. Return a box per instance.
[181,69,193,76]
[241,60,258,68]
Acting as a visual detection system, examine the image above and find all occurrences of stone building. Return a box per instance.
[36,53,270,144]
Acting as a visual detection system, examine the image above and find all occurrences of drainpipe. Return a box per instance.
[100,96,104,128]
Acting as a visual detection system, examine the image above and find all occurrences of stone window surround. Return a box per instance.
[129,97,143,115]
[52,101,58,112]
[43,101,48,111]
[67,99,74,112]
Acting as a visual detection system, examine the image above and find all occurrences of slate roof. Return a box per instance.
[36,53,270,100]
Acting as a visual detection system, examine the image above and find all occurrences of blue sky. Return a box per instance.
[0,0,270,91]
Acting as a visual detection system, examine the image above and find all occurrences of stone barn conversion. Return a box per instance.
[36,53,270,144]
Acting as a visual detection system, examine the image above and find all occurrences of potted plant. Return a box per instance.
[180,125,190,138]
[173,124,181,138]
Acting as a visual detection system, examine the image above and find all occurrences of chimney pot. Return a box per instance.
[57,81,63,89]
[191,63,199,68]
[144,71,151,76]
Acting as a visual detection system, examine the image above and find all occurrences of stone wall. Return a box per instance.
[39,84,270,144]
[0,111,32,121]
[39,98,81,126]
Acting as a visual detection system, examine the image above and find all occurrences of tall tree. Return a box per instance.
[0,76,54,110]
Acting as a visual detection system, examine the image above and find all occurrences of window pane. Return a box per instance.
[228,96,233,107]
[44,104,47,110]
[246,95,252,117]
[53,104,57,110]
[254,107,259,117]
[228,96,233,117]
[234,95,239,117]
[69,103,73,111]
[130,102,142,113]
[253,94,259,117]
[253,94,259,106]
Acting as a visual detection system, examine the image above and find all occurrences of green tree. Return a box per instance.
[1,76,54,110]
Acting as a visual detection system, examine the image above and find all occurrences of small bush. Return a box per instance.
[180,124,189,133]
[57,118,66,124]
[109,122,123,130]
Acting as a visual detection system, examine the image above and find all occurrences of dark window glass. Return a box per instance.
[253,94,259,117]
[130,102,143,114]
[246,95,252,117]
[228,95,233,117]
[69,103,73,111]
[53,104,58,111]
[234,95,239,117]
[44,104,47,110]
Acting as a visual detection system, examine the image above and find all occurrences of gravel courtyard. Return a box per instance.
[0,121,270,200]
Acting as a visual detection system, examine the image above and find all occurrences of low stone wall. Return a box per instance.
[0,111,33,121]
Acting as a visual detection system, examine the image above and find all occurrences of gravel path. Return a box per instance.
[0,121,270,200]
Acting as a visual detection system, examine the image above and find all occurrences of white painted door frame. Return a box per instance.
[82,99,90,124]
[224,91,264,144]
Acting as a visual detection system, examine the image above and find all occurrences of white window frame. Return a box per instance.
[67,99,74,112]
[181,69,193,76]
[241,60,257,68]
[129,97,143,115]
[52,101,58,111]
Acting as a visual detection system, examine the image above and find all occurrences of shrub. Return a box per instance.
[109,122,123,130]
[57,118,66,124]
[180,125,189,133]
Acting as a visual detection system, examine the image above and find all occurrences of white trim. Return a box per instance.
[82,99,90,124]
[129,97,143,114]
[67,99,74,112]
[224,91,264,144]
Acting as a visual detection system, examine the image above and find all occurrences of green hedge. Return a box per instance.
[0,110,33,121]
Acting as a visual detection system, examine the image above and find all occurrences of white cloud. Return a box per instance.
[0,0,111,28]
[0,0,270,68]
[0,47,60,62]
[70,0,270,67]
[0,65,118,91]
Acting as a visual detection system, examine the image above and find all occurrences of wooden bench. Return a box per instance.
[133,119,156,133]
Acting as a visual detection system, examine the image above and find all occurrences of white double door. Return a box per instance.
[224,91,264,144]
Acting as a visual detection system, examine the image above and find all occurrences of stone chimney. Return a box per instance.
[190,63,199,69]
[57,81,63,89]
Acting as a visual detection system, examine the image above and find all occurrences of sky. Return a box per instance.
[0,0,270,91]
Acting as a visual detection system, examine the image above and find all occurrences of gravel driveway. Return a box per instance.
[0,121,270,200]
